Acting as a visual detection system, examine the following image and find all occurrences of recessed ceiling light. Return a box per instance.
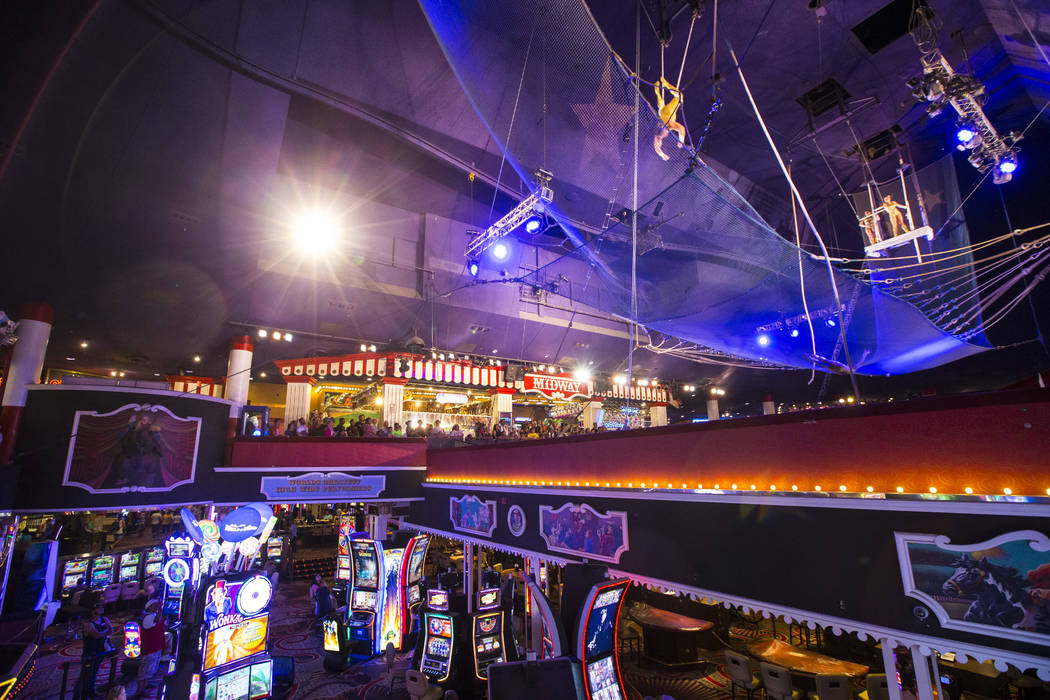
[66,356,76,361]
[80,341,89,348]
[153,373,160,377]
[193,355,201,363]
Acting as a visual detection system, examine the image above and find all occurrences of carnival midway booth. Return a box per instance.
[269,351,675,433]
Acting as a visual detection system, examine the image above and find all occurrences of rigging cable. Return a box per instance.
[789,160,819,384]
[729,45,862,401]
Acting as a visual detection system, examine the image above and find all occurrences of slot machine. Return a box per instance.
[89,554,115,590]
[471,587,519,681]
[576,578,630,700]
[144,546,165,578]
[161,536,199,623]
[60,556,90,595]
[417,588,458,684]
[118,551,142,582]
[163,573,276,700]
[265,536,283,564]
[332,515,354,603]
[345,539,381,655]
[402,534,430,644]
[524,573,567,659]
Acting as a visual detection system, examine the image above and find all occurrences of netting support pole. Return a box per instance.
[626,0,641,428]
[730,46,862,402]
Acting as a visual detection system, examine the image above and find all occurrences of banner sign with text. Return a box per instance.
[259,472,386,501]
[522,373,591,400]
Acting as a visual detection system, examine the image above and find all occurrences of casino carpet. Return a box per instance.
[23,580,413,700]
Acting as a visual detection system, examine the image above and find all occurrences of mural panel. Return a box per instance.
[896,530,1050,645]
[449,495,497,536]
[63,403,201,493]
[539,502,628,563]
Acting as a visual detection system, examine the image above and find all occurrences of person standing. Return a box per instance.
[137,589,165,690]
[80,604,114,699]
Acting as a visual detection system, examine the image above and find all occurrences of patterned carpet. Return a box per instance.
[22,580,416,700]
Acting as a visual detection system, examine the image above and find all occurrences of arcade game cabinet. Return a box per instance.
[345,539,382,656]
[576,578,630,700]
[60,556,90,595]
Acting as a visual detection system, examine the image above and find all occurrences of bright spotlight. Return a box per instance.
[956,126,975,143]
[613,375,627,385]
[491,242,510,260]
[360,344,368,352]
[468,259,480,277]
[293,210,340,252]
[998,156,1017,174]
[789,328,800,338]
[826,318,837,327]
[573,367,592,382]
[524,215,543,234]
[757,333,771,347]
[257,329,268,338]
[272,332,282,341]
[284,333,293,342]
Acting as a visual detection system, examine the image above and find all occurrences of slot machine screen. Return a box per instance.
[167,541,191,557]
[586,657,624,700]
[147,546,165,562]
[63,559,89,590]
[352,590,377,611]
[249,660,272,700]
[584,587,623,659]
[266,537,282,558]
[202,614,269,671]
[476,615,499,635]
[477,588,499,610]
[428,616,453,637]
[211,664,250,700]
[322,619,341,652]
[350,542,378,588]
[406,538,428,584]
[407,586,421,605]
[119,552,141,582]
[427,589,449,611]
[145,561,163,576]
[91,555,115,587]
[426,636,451,658]
[336,555,351,580]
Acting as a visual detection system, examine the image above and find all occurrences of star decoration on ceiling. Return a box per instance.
[570,57,637,171]
[922,190,945,208]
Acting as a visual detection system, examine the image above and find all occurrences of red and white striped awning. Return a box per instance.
[598,383,670,403]
[274,353,518,389]
[167,375,224,397]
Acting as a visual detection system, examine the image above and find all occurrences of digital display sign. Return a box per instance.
[428,616,452,637]
[406,537,428,584]
[585,587,623,658]
[202,614,269,671]
[586,657,624,700]
[352,590,377,611]
[91,555,114,587]
[427,589,449,611]
[351,542,378,588]
[322,619,341,652]
[477,588,499,610]
[426,636,451,657]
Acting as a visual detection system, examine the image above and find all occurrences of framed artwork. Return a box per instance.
[539,502,628,563]
[449,495,497,537]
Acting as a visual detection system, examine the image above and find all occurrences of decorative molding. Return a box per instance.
[895,530,1050,647]
[538,502,629,563]
[421,482,1050,518]
[216,465,426,473]
[28,383,234,405]
[448,495,497,537]
[400,521,577,567]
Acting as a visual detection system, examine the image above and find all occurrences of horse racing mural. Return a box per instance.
[896,530,1050,644]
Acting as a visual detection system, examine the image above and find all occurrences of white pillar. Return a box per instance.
[224,336,254,406]
[910,646,935,700]
[284,379,314,426]
[580,400,603,429]
[382,379,405,431]
[762,393,775,415]
[489,389,514,427]
[0,303,53,465]
[706,398,720,421]
[528,556,542,655]
[881,640,903,700]
[649,402,668,426]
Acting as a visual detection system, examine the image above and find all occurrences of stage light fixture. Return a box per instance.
[80,341,89,348]
[369,344,376,352]
[468,259,480,277]
[464,169,553,259]
[757,333,771,347]
[258,329,268,338]
[613,375,627,385]
[826,318,837,327]
[361,344,367,352]
[998,156,1017,174]
[492,242,509,260]
[272,332,283,341]
[284,333,293,342]
[790,328,800,338]
[955,126,975,143]
[573,367,592,382]
[524,215,543,234]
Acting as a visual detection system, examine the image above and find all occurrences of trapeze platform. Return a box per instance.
[864,225,934,258]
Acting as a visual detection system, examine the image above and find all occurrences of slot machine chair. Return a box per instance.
[405,669,444,700]
[102,584,122,612]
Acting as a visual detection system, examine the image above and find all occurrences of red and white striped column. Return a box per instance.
[0,303,53,464]
[381,377,407,431]
[223,335,253,458]
[648,401,668,427]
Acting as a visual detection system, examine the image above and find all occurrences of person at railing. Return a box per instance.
[362,418,377,437]
[391,422,403,437]
[296,418,308,436]
[449,424,464,440]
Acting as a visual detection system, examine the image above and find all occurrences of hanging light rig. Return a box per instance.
[465,169,554,264]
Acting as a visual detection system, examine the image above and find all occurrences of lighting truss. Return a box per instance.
[908,50,1020,180]
[465,170,554,259]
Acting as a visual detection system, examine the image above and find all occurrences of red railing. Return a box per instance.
[231,437,427,468]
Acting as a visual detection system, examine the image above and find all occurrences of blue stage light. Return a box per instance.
[757,333,771,347]
[790,328,800,338]
[998,157,1017,174]
[956,127,975,143]
[492,242,510,260]
[524,216,543,234]
[468,260,480,277]
[826,318,837,327]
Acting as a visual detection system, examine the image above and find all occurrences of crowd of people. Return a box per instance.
[263,410,617,442]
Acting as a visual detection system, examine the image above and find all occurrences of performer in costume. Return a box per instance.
[882,195,907,237]
[653,77,687,161]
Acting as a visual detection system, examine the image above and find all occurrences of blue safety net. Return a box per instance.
[418,0,990,374]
